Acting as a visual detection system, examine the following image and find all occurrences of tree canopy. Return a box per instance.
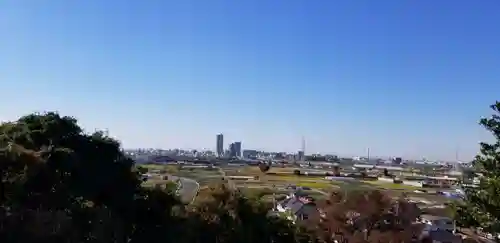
[313,190,422,243]
[454,101,500,237]
[259,162,271,173]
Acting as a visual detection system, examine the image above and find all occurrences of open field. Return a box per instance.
[141,175,173,188]
[138,164,459,208]
[363,180,422,190]
[220,166,459,205]
[139,164,224,187]
[139,164,178,173]
[222,166,338,190]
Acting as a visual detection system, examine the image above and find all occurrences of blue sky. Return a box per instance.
[1,0,499,161]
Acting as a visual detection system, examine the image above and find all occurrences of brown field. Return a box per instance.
[221,166,339,192]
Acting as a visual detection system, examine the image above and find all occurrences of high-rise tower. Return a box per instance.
[229,141,242,158]
[216,134,224,157]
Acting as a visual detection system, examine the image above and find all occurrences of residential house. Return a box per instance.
[274,191,319,223]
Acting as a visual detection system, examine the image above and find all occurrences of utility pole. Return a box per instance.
[367,147,370,162]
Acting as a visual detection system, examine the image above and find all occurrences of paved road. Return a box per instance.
[168,175,200,204]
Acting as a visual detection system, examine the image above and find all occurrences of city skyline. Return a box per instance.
[125,133,466,162]
[1,1,499,161]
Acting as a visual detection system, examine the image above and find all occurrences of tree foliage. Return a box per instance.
[0,112,182,243]
[333,166,341,176]
[454,101,500,236]
[313,190,422,243]
[383,169,390,177]
[259,162,271,173]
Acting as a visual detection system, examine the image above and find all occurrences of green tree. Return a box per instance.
[259,162,271,173]
[454,101,500,237]
[383,168,390,177]
[0,112,182,242]
[137,166,149,175]
[187,184,311,243]
[332,166,340,176]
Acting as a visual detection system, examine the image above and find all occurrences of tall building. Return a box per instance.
[234,142,242,157]
[229,142,242,157]
[216,134,224,157]
[229,143,235,157]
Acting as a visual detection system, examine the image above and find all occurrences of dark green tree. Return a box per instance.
[332,166,340,176]
[187,184,311,243]
[0,112,182,243]
[454,101,500,238]
[259,162,271,173]
[383,168,390,177]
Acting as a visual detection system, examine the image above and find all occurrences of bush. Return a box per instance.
[259,163,270,172]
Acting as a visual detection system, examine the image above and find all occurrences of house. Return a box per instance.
[274,191,319,223]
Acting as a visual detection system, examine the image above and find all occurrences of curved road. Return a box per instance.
[168,175,200,204]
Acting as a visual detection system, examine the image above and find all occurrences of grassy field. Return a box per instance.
[141,174,175,189]
[139,165,425,193]
[140,164,454,207]
[137,164,225,188]
[363,180,421,190]
[219,166,349,197]
[221,166,433,196]
[138,164,178,173]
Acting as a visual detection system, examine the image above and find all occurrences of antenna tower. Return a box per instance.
[301,136,306,161]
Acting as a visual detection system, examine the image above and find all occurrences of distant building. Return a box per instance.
[392,157,402,164]
[216,134,224,157]
[229,142,242,157]
[297,151,304,161]
[242,149,258,159]
[274,152,286,160]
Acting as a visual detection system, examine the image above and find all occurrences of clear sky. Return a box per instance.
[1,0,499,161]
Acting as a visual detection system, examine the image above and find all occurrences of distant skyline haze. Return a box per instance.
[1,0,499,161]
